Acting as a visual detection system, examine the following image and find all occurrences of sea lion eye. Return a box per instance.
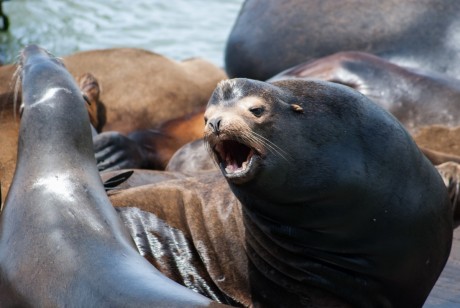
[204,117,208,125]
[249,106,265,117]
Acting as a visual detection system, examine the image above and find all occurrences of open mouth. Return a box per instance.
[213,139,260,183]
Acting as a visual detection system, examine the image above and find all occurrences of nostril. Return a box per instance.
[208,117,222,134]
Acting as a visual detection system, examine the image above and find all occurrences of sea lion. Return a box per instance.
[225,0,460,81]
[270,51,460,133]
[0,45,223,307]
[111,78,453,306]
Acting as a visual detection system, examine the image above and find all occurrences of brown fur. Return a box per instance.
[436,162,460,227]
[63,48,227,134]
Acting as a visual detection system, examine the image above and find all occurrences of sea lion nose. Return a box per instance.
[208,116,222,134]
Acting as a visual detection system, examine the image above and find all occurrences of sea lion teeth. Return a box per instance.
[225,165,234,174]
[212,138,255,176]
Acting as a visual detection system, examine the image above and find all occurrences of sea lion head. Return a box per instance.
[16,45,93,161]
[205,78,281,185]
[17,45,99,138]
[204,78,383,205]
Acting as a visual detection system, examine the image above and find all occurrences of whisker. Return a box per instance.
[203,135,214,154]
[252,131,291,157]
[250,131,292,162]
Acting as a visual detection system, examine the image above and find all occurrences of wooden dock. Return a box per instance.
[424,227,460,307]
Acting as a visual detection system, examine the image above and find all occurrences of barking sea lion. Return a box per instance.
[111,78,453,306]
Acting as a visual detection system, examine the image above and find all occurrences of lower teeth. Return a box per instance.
[225,160,249,174]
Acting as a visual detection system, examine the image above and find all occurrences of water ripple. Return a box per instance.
[0,0,244,66]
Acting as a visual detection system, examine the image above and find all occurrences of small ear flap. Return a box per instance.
[290,104,304,113]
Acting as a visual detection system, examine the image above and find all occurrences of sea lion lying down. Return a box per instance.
[0,46,453,307]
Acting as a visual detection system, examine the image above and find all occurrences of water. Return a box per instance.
[0,0,244,67]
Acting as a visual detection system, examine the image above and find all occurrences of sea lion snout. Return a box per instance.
[204,108,263,184]
[19,44,64,71]
[207,116,222,135]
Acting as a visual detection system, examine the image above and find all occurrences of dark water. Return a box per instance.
[0,0,244,66]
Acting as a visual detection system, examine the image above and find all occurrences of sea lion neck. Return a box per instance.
[17,46,94,171]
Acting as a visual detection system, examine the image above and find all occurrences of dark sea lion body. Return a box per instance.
[226,0,460,80]
[112,78,453,306]
[0,45,222,307]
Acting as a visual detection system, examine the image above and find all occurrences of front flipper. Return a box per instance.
[102,170,134,191]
